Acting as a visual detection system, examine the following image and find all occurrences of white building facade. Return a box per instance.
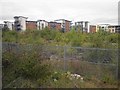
[14,16,27,31]
[96,24,109,32]
[37,20,48,30]
[108,25,120,33]
[108,25,116,33]
[54,19,71,32]
[0,24,4,30]
[4,21,13,30]
[75,21,90,33]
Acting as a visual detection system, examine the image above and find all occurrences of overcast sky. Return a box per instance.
[0,0,119,25]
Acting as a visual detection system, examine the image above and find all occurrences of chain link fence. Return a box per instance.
[2,42,118,87]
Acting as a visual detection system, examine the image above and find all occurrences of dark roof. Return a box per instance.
[14,16,28,19]
[26,21,37,23]
[55,19,71,22]
[76,21,89,23]
[49,21,61,24]
[37,20,48,22]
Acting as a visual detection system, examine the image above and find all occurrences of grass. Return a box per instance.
[3,58,118,88]
[2,44,118,88]
[44,59,118,88]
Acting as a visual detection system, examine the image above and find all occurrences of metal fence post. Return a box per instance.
[97,49,101,80]
[116,49,118,82]
[64,46,66,72]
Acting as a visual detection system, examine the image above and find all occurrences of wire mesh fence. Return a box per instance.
[2,42,118,88]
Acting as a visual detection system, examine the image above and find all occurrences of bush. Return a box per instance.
[2,29,118,49]
[14,51,52,80]
[2,31,18,42]
[3,48,53,87]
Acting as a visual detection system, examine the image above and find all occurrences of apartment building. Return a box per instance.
[37,20,48,30]
[4,21,13,30]
[26,21,37,30]
[2,15,119,33]
[14,16,28,31]
[75,21,90,33]
[48,22,61,30]
[89,25,97,33]
[96,24,109,32]
[55,19,71,32]
[0,24,4,30]
[108,25,120,33]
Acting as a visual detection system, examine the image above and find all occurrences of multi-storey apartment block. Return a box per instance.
[1,15,119,33]
[14,16,28,31]
[37,20,48,30]
[48,22,61,30]
[4,21,13,30]
[55,19,71,32]
[89,25,97,33]
[96,24,110,32]
[0,24,4,30]
[26,21,37,30]
[75,21,90,33]
[108,25,120,33]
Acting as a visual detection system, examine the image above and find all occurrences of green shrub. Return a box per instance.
[3,49,53,87]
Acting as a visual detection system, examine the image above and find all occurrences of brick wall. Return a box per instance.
[65,20,71,32]
[48,22,61,30]
[90,25,96,33]
[26,21,37,30]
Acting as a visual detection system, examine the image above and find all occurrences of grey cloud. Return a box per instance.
[0,0,119,24]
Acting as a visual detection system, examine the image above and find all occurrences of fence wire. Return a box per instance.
[2,42,118,87]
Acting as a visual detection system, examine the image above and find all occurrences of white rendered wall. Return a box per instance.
[87,23,90,33]
[19,17,27,31]
[6,22,13,30]
[37,21,48,30]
